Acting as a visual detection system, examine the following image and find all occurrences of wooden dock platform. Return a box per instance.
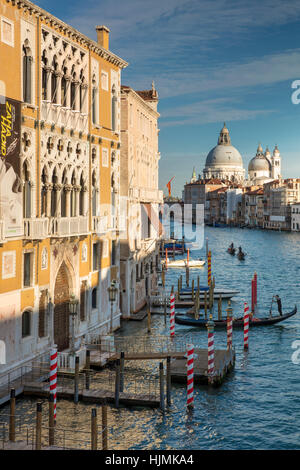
[170,348,235,386]
[23,383,159,408]
[107,351,186,361]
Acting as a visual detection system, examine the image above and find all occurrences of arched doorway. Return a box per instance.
[54,262,70,351]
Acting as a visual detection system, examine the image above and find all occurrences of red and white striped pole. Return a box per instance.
[244,302,250,350]
[226,302,233,350]
[170,290,175,337]
[187,344,194,409]
[207,315,215,384]
[50,348,57,420]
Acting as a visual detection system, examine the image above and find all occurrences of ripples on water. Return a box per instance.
[1,227,300,449]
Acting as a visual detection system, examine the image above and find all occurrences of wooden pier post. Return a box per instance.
[182,236,185,254]
[91,408,98,450]
[48,393,55,447]
[197,275,200,292]
[164,297,167,326]
[85,350,90,390]
[115,359,121,408]
[173,241,175,259]
[204,291,208,320]
[206,237,208,259]
[218,295,222,320]
[9,388,15,442]
[74,356,79,404]
[159,362,165,412]
[162,268,165,287]
[177,278,180,300]
[186,266,190,287]
[180,275,182,291]
[192,279,194,301]
[102,404,108,450]
[36,402,42,450]
[166,357,171,406]
[147,303,151,334]
[120,351,125,393]
[195,290,200,320]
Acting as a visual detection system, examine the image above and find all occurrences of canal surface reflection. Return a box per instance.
[1,227,300,449]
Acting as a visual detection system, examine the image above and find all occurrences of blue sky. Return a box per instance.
[36,0,300,196]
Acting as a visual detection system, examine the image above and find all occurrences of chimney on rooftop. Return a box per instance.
[95,25,110,49]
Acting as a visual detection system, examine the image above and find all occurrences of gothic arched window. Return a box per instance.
[23,43,32,104]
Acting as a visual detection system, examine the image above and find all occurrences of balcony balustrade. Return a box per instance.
[49,216,89,237]
[23,218,49,240]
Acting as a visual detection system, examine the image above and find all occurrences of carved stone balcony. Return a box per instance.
[92,215,108,235]
[49,216,89,237]
[23,218,49,240]
[0,219,5,243]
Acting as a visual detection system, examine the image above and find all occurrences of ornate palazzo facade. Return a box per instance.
[0,0,128,375]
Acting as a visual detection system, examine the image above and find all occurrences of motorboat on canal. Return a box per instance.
[175,306,297,328]
[162,258,205,268]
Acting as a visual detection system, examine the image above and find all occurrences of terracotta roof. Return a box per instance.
[135,89,158,101]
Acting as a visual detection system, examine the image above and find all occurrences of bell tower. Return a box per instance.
[271,145,281,180]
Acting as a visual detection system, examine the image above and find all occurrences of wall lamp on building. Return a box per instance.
[108,280,118,333]
[69,293,79,354]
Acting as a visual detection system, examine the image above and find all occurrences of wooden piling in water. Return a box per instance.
[166,357,171,406]
[218,295,222,320]
[177,278,180,300]
[115,359,120,408]
[120,351,125,393]
[74,356,79,404]
[204,291,208,320]
[9,388,15,442]
[102,404,108,450]
[159,362,165,412]
[36,402,42,450]
[48,393,55,447]
[147,303,151,334]
[91,408,98,450]
[186,266,190,287]
[85,350,90,390]
[192,279,194,301]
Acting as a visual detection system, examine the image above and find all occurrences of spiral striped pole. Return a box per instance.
[170,290,175,338]
[207,250,212,286]
[244,302,250,350]
[186,344,194,409]
[226,301,233,350]
[207,315,215,385]
[50,348,57,421]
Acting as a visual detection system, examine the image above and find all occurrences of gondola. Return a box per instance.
[175,306,297,328]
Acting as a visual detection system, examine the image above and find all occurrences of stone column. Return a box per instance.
[56,72,63,105]
[81,185,88,216]
[74,81,80,111]
[74,185,81,217]
[65,75,71,108]
[53,183,63,217]
[45,183,53,218]
[64,184,73,218]
[45,66,52,101]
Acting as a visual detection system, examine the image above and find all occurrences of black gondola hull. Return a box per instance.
[175,306,297,328]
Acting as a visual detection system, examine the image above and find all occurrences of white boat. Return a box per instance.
[162,258,205,268]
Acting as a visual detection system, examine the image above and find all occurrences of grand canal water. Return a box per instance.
[1,226,300,450]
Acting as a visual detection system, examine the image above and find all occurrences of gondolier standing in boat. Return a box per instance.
[275,295,282,316]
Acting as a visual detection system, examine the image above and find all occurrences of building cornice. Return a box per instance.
[6,0,128,69]
[121,87,160,118]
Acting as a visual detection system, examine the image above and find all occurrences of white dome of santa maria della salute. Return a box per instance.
[203,123,245,182]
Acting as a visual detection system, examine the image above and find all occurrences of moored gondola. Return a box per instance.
[175,306,297,328]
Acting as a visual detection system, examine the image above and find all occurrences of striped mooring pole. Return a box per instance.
[50,348,57,420]
[226,301,233,350]
[207,250,212,286]
[244,302,250,350]
[187,344,194,409]
[207,314,215,384]
[170,290,175,337]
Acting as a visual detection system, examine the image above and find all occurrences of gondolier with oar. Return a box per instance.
[270,294,282,316]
